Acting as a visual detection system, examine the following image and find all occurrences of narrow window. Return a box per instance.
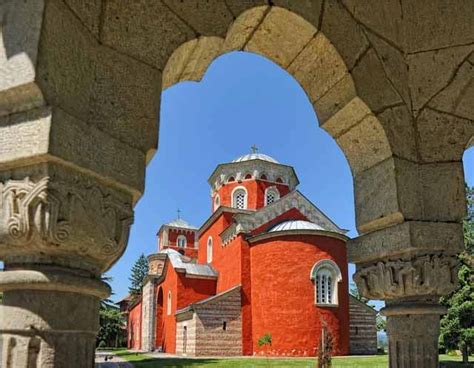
[214,195,220,211]
[207,236,213,263]
[232,188,247,209]
[265,188,280,206]
[311,260,341,306]
[167,291,172,316]
[223,321,227,331]
[177,235,187,248]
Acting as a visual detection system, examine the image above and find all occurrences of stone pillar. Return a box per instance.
[0,163,134,367]
[353,252,460,368]
[382,303,446,368]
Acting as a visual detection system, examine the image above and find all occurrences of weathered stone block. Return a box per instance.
[320,97,371,139]
[377,105,417,162]
[49,107,146,195]
[245,7,316,68]
[354,157,421,233]
[429,59,474,121]
[0,106,51,164]
[342,0,404,50]
[0,0,44,90]
[365,31,410,107]
[162,0,234,37]
[403,0,474,53]
[272,0,323,29]
[321,0,370,70]
[223,6,270,53]
[224,0,267,18]
[408,44,473,112]
[416,108,473,162]
[313,74,356,124]
[36,0,97,122]
[90,45,161,153]
[288,33,348,104]
[351,48,403,114]
[420,162,466,222]
[101,0,196,70]
[336,114,392,175]
[0,82,44,117]
[64,0,102,38]
[348,221,464,264]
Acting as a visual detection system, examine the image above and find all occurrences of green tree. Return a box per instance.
[128,253,149,297]
[97,302,126,348]
[439,185,474,362]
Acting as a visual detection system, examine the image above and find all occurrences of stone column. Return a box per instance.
[0,163,134,367]
[353,252,460,368]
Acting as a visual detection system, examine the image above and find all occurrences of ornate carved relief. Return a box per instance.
[0,175,133,271]
[353,254,459,300]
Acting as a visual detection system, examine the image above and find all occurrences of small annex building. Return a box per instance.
[122,152,377,357]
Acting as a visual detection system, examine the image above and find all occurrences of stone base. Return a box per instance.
[0,267,109,368]
[382,303,447,368]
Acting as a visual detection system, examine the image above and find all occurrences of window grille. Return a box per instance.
[233,189,246,209]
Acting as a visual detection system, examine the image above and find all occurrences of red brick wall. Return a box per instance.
[127,301,142,350]
[155,262,217,353]
[250,234,350,356]
[213,180,290,210]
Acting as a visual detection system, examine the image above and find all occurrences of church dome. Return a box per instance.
[269,220,326,232]
[232,153,279,164]
[165,218,198,230]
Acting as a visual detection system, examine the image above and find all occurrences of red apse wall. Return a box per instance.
[250,234,350,356]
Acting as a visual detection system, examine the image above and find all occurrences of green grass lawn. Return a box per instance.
[112,350,464,368]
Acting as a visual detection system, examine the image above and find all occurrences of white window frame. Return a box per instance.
[167,291,172,316]
[207,236,213,263]
[310,259,342,306]
[177,234,187,248]
[214,195,220,212]
[231,186,248,209]
[264,187,280,206]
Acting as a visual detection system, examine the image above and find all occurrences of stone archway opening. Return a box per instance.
[1,2,472,367]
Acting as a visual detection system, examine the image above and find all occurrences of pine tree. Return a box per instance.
[439,185,474,362]
[128,253,149,296]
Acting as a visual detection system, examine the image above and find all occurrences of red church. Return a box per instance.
[121,152,377,357]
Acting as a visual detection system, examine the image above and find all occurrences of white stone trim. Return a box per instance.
[310,259,342,306]
[264,186,280,206]
[231,186,248,209]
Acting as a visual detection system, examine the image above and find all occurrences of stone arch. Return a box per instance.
[160,6,412,234]
[162,6,393,178]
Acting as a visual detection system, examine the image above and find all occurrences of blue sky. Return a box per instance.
[109,51,474,310]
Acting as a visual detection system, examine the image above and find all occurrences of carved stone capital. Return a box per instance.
[0,164,134,273]
[353,254,459,300]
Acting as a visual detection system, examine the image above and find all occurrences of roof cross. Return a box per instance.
[177,208,181,219]
[251,144,258,154]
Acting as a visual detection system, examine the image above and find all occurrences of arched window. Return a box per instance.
[167,291,172,315]
[265,187,280,206]
[310,260,342,306]
[177,234,187,248]
[227,176,235,183]
[214,195,220,211]
[260,174,268,180]
[207,237,213,263]
[244,173,252,180]
[232,187,247,209]
[276,177,284,183]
